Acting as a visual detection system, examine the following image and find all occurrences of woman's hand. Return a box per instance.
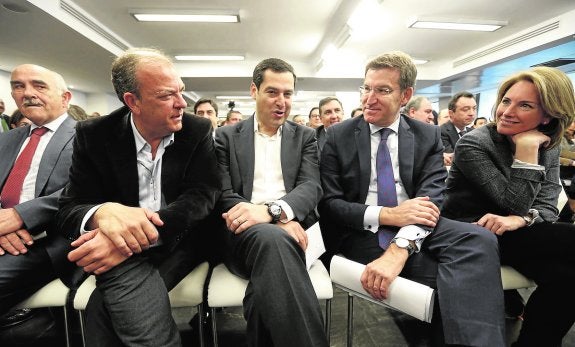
[512,129,551,164]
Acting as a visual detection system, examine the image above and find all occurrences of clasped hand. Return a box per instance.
[380,196,439,228]
[222,202,308,251]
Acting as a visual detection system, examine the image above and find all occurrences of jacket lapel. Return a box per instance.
[234,116,255,200]
[397,117,414,197]
[280,122,298,191]
[35,116,77,196]
[356,119,371,203]
[105,110,140,206]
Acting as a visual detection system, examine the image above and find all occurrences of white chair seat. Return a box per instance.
[16,278,69,309]
[14,278,71,347]
[501,265,536,290]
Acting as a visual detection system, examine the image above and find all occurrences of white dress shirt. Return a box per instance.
[19,113,68,204]
[250,118,294,222]
[362,115,430,251]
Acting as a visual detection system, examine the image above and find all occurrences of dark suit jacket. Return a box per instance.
[318,115,446,258]
[0,116,82,287]
[56,106,221,251]
[214,115,322,228]
[440,121,473,153]
[316,125,327,155]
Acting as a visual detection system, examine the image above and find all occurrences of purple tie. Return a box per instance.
[376,128,398,249]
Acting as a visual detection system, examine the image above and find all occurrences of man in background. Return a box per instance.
[440,92,477,166]
[0,98,11,133]
[194,98,219,132]
[307,106,322,129]
[223,110,243,126]
[404,96,434,125]
[316,96,343,153]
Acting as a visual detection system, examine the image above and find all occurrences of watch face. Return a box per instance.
[395,238,409,248]
[270,204,281,216]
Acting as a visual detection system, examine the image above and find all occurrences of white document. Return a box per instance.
[330,255,435,322]
[304,222,326,270]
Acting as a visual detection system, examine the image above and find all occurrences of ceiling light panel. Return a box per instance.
[408,18,506,32]
[132,13,239,23]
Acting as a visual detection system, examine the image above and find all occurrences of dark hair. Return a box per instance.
[252,58,296,90]
[308,107,319,117]
[473,117,487,126]
[448,91,475,112]
[319,97,343,115]
[350,107,362,118]
[194,98,218,115]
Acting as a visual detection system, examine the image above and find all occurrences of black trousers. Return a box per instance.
[499,222,575,347]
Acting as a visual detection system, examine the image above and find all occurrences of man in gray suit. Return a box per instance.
[0,64,81,318]
[318,51,505,346]
[213,58,328,347]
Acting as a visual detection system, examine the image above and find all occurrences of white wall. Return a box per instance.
[0,68,122,117]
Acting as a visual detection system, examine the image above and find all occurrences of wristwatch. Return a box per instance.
[522,209,540,227]
[264,202,282,223]
[390,237,415,256]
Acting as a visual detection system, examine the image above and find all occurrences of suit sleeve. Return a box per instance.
[56,121,104,239]
[279,128,322,223]
[441,125,455,153]
[318,126,369,231]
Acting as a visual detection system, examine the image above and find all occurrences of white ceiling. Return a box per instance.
[1,0,574,116]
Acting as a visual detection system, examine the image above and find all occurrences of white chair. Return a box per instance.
[206,260,334,346]
[14,278,71,347]
[73,262,210,347]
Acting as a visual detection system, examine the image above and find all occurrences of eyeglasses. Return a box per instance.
[359,85,394,96]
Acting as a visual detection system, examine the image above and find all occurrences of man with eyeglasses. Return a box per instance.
[440,91,477,166]
[318,51,505,346]
[307,106,322,129]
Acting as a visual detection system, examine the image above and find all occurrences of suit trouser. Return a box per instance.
[223,223,329,347]
[84,235,204,347]
[0,238,56,315]
[342,217,506,347]
[499,222,575,347]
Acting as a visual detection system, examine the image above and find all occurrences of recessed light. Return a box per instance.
[132,13,239,23]
[408,18,506,32]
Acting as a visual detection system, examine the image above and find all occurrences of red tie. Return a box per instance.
[1,127,49,208]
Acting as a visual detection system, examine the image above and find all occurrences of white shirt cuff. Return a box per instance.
[275,199,294,223]
[364,205,382,233]
[396,225,430,252]
[80,204,103,235]
[512,159,544,171]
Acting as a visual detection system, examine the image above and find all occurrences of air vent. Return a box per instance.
[453,21,560,67]
[60,0,129,51]
[532,58,575,68]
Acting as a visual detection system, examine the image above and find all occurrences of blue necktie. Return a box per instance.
[376,128,398,249]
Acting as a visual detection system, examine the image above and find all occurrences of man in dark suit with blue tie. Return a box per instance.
[0,65,82,321]
[213,58,328,347]
[318,51,506,346]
